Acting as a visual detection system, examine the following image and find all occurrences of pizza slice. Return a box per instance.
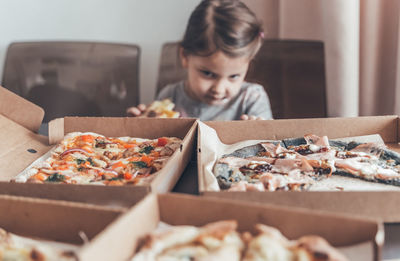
[334,142,400,186]
[132,220,243,261]
[243,224,348,261]
[285,134,400,187]
[143,99,180,118]
[215,156,316,191]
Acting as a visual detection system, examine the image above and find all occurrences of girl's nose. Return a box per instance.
[211,79,226,94]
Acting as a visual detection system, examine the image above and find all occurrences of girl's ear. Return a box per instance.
[179,47,188,68]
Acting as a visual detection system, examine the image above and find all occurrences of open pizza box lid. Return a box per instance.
[83,193,383,261]
[198,116,400,222]
[0,86,197,207]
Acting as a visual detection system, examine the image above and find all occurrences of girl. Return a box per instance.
[127,0,273,121]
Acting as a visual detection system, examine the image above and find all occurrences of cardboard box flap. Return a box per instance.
[0,114,50,181]
[205,115,399,144]
[0,182,149,207]
[79,194,160,261]
[48,117,64,145]
[0,86,44,133]
[158,193,381,247]
[0,195,123,244]
[205,190,400,223]
[49,117,196,144]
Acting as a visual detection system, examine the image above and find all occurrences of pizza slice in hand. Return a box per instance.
[143,99,180,118]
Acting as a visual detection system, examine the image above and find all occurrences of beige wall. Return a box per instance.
[243,0,280,38]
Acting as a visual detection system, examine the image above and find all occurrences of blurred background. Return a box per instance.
[1,0,400,121]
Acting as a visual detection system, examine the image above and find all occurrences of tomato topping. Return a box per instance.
[56,165,70,171]
[151,151,160,158]
[111,161,126,170]
[123,143,136,149]
[80,135,95,143]
[128,157,141,162]
[33,173,48,181]
[124,172,132,180]
[157,137,168,147]
[141,155,153,166]
[83,161,91,167]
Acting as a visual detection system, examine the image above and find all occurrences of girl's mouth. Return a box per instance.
[206,95,228,104]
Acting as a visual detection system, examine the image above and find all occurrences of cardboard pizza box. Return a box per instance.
[0,194,126,260]
[198,116,400,222]
[0,86,197,207]
[89,193,382,261]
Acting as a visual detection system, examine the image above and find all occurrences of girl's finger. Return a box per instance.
[137,104,147,112]
[126,107,141,116]
[240,114,249,120]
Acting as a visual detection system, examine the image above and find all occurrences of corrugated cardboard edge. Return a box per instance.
[197,121,205,192]
[0,86,44,133]
[79,194,159,261]
[150,120,198,193]
[48,118,65,145]
[0,182,149,207]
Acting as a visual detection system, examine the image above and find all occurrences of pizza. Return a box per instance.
[0,227,78,260]
[13,132,182,185]
[142,99,180,118]
[214,134,400,191]
[243,224,348,261]
[131,220,347,261]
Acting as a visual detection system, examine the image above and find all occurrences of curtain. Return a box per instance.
[249,0,400,117]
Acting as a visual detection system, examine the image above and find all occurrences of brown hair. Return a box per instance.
[181,0,263,59]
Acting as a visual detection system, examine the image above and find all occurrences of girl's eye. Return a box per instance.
[201,70,216,78]
[229,74,241,80]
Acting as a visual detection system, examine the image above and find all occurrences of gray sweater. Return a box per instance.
[157,81,273,121]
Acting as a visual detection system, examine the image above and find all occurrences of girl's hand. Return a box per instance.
[240,114,264,120]
[126,104,147,117]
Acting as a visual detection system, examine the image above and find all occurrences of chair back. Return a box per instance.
[2,41,140,122]
[246,39,326,119]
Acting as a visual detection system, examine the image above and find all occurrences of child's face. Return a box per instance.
[181,50,250,105]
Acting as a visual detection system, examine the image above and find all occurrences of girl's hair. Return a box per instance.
[181,0,263,59]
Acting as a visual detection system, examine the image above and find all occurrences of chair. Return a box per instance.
[2,41,140,123]
[156,42,186,95]
[156,40,327,119]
